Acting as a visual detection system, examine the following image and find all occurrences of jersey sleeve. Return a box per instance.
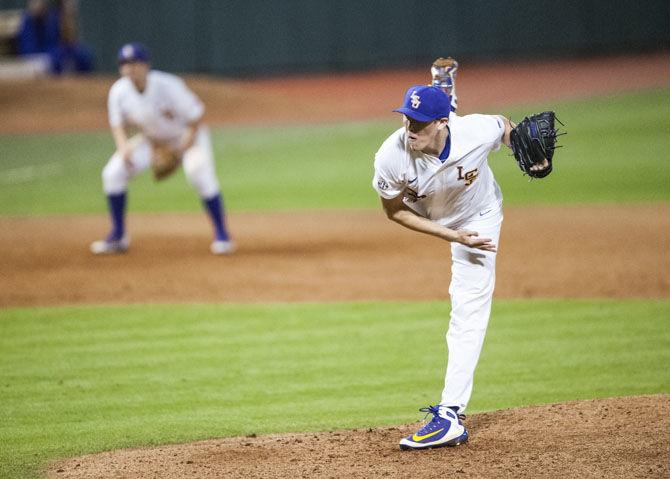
[107,82,123,128]
[171,77,204,123]
[481,114,506,152]
[372,149,407,199]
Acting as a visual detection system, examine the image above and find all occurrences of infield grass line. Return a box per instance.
[1,299,668,478]
[0,87,669,215]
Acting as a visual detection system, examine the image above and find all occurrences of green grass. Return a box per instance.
[1,299,668,478]
[1,87,669,478]
[486,87,670,204]
[1,87,669,215]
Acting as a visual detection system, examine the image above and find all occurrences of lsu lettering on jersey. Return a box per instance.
[373,113,505,229]
[108,70,204,143]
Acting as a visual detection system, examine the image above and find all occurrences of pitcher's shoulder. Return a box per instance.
[451,113,504,144]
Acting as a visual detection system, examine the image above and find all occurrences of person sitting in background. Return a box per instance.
[51,0,92,73]
[15,0,92,74]
[16,0,58,58]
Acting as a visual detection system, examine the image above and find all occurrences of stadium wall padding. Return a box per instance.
[2,0,669,75]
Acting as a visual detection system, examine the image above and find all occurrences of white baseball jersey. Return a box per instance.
[108,70,204,143]
[373,113,505,229]
[103,70,219,199]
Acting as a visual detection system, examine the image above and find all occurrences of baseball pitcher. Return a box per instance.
[373,59,561,450]
[90,42,234,255]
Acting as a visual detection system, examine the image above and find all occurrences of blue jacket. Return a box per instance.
[16,9,60,55]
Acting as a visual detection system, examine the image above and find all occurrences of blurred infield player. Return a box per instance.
[90,42,234,255]
[372,59,548,450]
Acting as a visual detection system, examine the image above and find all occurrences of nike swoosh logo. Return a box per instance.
[480,209,492,216]
[412,428,444,442]
[408,177,418,184]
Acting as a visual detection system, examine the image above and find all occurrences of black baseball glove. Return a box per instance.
[509,111,564,178]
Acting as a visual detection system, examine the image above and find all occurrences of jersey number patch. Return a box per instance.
[457,166,479,186]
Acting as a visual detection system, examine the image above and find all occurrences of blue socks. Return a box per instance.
[106,192,126,241]
[203,194,230,241]
[105,192,229,242]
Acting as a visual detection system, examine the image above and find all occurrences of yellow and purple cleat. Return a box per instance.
[399,405,468,450]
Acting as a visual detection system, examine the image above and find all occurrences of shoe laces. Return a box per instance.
[418,404,442,418]
[415,405,451,436]
[418,405,466,423]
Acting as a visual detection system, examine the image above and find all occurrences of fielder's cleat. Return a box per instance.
[90,235,129,255]
[210,239,236,255]
[399,405,468,451]
[431,57,459,111]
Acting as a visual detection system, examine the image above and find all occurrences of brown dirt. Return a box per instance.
[3,54,669,478]
[2,205,670,308]
[47,395,670,479]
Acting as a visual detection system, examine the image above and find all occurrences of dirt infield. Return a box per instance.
[2,205,670,308]
[47,395,670,479]
[3,53,670,478]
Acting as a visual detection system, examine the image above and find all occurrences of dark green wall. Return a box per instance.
[3,0,669,75]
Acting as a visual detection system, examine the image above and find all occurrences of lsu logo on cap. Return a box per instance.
[410,91,421,109]
[394,85,451,122]
[121,45,134,59]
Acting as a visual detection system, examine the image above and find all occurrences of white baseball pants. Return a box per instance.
[102,125,220,199]
[441,206,503,413]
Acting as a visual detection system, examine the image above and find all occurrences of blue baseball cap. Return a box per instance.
[394,85,451,122]
[117,42,150,64]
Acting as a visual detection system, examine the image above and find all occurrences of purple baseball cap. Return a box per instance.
[117,42,150,65]
[394,85,451,122]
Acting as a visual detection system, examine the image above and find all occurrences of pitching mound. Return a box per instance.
[47,395,669,479]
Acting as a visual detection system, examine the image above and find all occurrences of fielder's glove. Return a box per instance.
[509,111,564,179]
[151,142,182,181]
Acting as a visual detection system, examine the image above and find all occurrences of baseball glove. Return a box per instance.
[509,111,564,179]
[151,143,182,181]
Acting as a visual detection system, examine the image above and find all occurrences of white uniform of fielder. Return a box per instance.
[373,84,513,450]
[91,42,233,255]
[104,71,220,199]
